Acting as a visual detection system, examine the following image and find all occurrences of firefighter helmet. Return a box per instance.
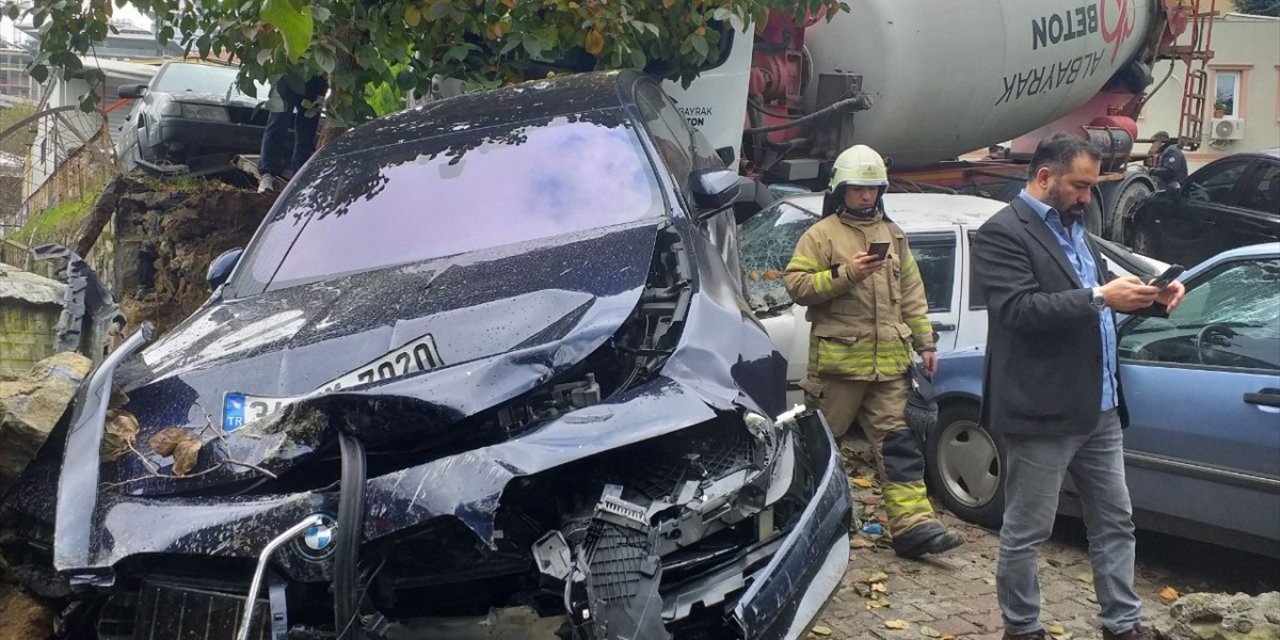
[829,144,889,190]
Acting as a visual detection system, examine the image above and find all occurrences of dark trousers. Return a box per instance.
[258,75,328,177]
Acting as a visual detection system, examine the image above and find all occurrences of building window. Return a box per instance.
[1212,69,1244,119]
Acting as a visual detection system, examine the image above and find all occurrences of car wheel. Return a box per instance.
[925,402,1004,529]
[1109,181,1153,243]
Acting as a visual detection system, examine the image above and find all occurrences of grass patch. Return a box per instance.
[18,182,105,247]
[136,172,215,193]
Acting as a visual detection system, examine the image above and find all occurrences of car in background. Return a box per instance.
[740,192,1167,406]
[1128,149,1280,268]
[915,243,1280,557]
[115,61,274,175]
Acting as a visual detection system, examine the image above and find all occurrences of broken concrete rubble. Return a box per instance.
[0,352,92,497]
[1153,591,1280,640]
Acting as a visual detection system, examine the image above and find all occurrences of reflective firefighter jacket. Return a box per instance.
[783,211,934,381]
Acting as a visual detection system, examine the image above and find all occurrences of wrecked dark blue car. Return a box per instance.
[8,71,851,639]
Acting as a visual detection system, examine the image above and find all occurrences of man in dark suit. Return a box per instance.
[972,134,1185,640]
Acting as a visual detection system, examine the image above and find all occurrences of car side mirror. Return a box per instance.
[691,168,741,219]
[118,84,147,99]
[716,146,736,168]
[207,247,243,290]
[1164,181,1181,197]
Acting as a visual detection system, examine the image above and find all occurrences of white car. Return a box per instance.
[740,193,1168,405]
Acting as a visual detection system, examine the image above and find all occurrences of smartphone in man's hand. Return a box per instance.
[1148,265,1185,290]
[867,241,892,261]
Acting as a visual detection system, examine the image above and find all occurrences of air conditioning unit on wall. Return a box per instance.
[1210,118,1245,141]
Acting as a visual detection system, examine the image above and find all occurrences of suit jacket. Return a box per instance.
[971,197,1164,436]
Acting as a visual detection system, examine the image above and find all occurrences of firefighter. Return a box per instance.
[782,144,965,559]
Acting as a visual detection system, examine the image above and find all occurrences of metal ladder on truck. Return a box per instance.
[1166,0,1217,150]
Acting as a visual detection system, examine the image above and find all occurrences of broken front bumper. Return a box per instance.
[37,367,849,639]
[730,410,851,640]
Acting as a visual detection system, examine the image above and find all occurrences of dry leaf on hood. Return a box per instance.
[148,427,191,456]
[101,410,140,461]
[172,438,203,476]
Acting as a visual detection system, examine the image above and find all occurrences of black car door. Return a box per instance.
[1230,160,1280,249]
[1137,158,1254,266]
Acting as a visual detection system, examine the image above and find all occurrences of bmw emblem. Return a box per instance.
[293,514,338,561]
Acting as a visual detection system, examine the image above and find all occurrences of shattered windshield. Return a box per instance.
[229,111,662,295]
[739,200,822,310]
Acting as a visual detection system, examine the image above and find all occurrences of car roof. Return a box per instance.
[1209,148,1280,163]
[782,192,1006,230]
[1193,242,1280,270]
[318,70,642,159]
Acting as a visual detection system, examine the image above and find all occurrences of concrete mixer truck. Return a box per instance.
[662,0,1217,241]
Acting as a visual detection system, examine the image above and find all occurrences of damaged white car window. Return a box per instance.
[739,201,822,311]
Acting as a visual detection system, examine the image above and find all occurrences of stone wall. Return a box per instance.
[0,303,61,375]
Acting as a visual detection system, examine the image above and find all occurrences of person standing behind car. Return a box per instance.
[1146,131,1188,188]
[783,144,965,560]
[971,134,1185,640]
[257,72,328,193]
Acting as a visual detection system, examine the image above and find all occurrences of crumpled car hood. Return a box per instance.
[107,221,663,495]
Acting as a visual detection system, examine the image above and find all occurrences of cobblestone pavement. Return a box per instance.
[808,442,1280,640]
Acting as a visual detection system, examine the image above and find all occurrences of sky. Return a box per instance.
[3,2,153,45]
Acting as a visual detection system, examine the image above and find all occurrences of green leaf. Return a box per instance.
[395,68,414,90]
[6,4,20,21]
[499,34,522,55]
[522,37,543,58]
[29,63,48,83]
[314,47,336,74]
[311,4,329,21]
[256,48,273,66]
[445,43,470,61]
[260,0,314,62]
[429,0,450,21]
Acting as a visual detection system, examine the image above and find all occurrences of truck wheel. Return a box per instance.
[1108,181,1153,243]
[925,402,1004,530]
[1084,199,1104,237]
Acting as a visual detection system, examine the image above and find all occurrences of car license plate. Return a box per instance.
[221,334,443,432]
